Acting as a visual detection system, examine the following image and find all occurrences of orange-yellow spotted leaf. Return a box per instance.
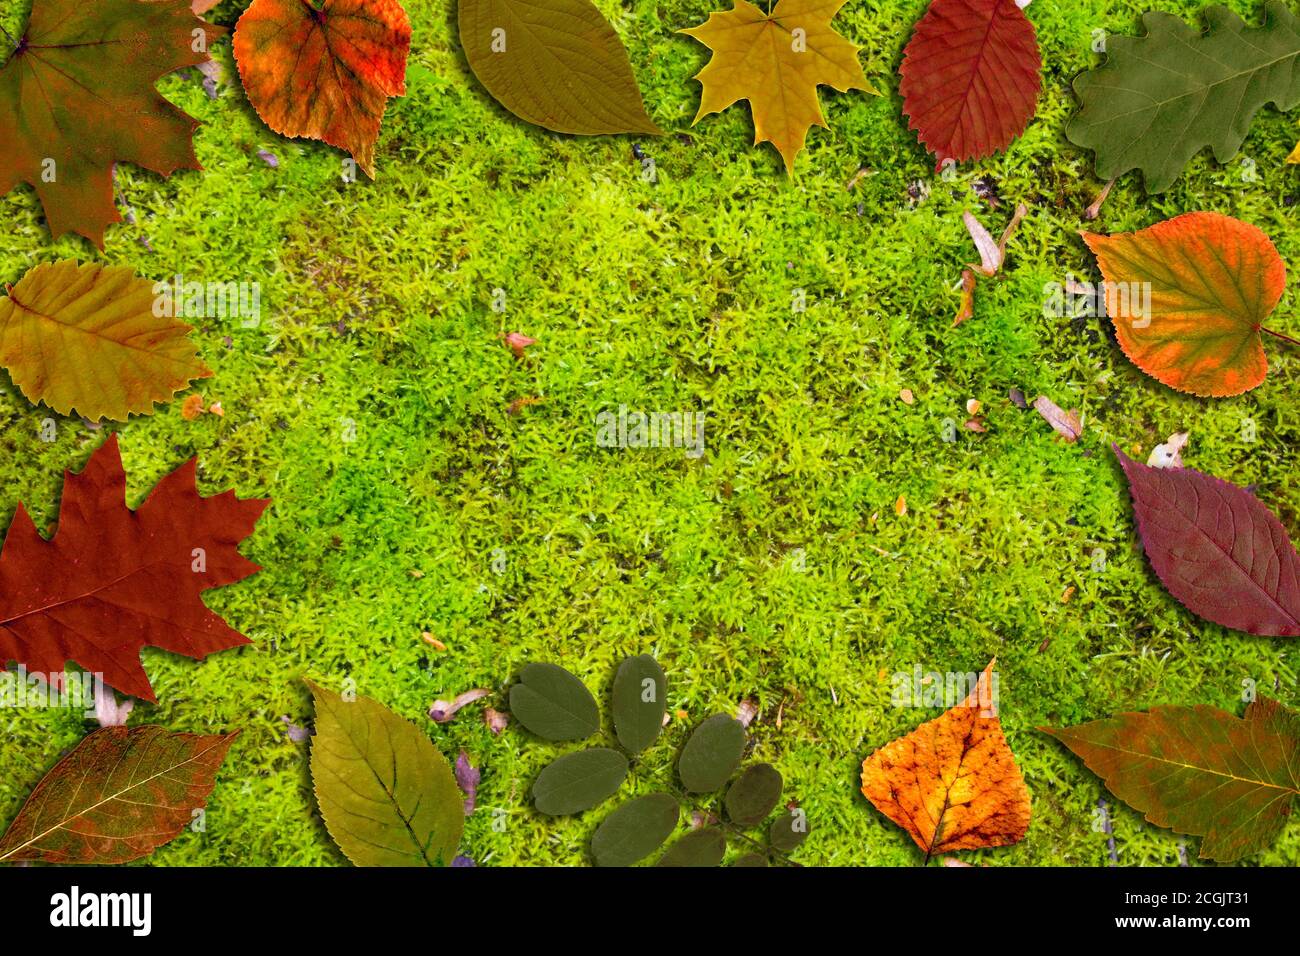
[682,0,868,173]
[233,0,411,177]
[1082,211,1288,398]
[0,261,211,421]
[0,726,237,864]
[861,661,1031,859]
[0,0,221,247]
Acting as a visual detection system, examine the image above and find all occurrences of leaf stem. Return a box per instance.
[1261,326,1300,348]
[0,23,18,50]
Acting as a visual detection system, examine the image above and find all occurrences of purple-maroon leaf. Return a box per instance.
[455,750,479,815]
[1116,447,1300,636]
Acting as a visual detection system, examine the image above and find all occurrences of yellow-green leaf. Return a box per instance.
[0,261,210,421]
[308,680,464,866]
[457,0,659,135]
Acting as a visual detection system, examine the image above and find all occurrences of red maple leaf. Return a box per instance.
[899,0,1041,168]
[0,437,269,701]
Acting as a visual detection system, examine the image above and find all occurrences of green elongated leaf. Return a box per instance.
[533,747,628,815]
[308,681,463,866]
[0,725,235,864]
[733,852,768,867]
[657,827,726,867]
[612,654,667,754]
[590,792,679,866]
[509,662,599,741]
[1043,698,1300,862]
[457,0,660,135]
[1067,3,1300,192]
[770,807,811,851]
[678,714,746,793]
[725,763,783,826]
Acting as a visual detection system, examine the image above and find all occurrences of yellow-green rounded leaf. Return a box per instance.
[0,261,211,420]
[308,680,464,866]
[457,0,660,135]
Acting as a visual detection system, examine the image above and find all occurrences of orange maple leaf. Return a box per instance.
[233,0,411,177]
[861,661,1031,859]
[681,0,867,173]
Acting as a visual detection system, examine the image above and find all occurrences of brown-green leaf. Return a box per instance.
[770,807,811,851]
[457,0,659,135]
[509,662,599,741]
[308,680,464,866]
[725,763,783,826]
[678,714,746,793]
[657,827,726,867]
[590,792,679,866]
[1043,697,1300,861]
[612,654,667,754]
[0,725,236,864]
[533,747,628,816]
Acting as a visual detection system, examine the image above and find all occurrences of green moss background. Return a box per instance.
[1,0,1298,866]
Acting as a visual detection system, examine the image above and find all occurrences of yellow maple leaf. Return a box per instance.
[681,0,867,173]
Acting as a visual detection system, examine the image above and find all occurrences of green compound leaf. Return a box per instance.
[590,792,679,866]
[657,827,726,867]
[457,0,660,135]
[724,763,784,826]
[1043,698,1300,862]
[509,662,599,741]
[770,807,811,851]
[678,714,746,793]
[533,747,629,815]
[612,654,667,754]
[307,680,464,867]
[1067,3,1300,192]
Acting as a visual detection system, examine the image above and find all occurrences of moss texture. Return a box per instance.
[0,0,1298,866]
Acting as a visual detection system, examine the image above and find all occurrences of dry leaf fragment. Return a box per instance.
[1147,431,1189,469]
[894,495,908,516]
[1032,395,1082,442]
[953,269,976,326]
[484,707,509,735]
[428,688,491,723]
[861,662,1030,859]
[899,388,915,405]
[503,331,536,358]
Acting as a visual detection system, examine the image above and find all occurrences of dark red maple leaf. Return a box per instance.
[1116,448,1300,637]
[899,0,1041,168]
[0,437,269,701]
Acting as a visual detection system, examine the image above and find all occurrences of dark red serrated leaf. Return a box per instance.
[899,0,1041,168]
[1116,447,1300,637]
[0,436,269,701]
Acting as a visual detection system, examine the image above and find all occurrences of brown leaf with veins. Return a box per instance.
[861,661,1030,860]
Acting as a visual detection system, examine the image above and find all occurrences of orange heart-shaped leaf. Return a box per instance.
[1082,211,1287,398]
